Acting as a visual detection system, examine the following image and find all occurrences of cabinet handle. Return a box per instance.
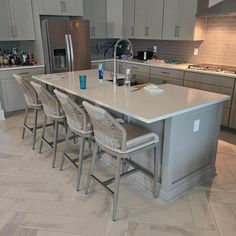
[161,71,170,75]
[14,26,17,38]
[177,26,180,37]
[11,26,14,38]
[174,26,178,37]
[18,72,30,75]
[147,26,149,37]
[60,1,66,12]
[131,26,134,37]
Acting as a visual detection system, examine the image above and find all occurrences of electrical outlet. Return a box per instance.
[153,46,157,53]
[194,48,199,56]
[194,119,200,133]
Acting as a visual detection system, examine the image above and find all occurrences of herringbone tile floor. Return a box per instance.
[0,112,235,236]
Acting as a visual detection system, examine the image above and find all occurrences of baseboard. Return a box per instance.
[0,109,5,120]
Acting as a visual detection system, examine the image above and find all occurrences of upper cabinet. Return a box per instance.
[135,0,164,39]
[107,0,123,38]
[83,0,107,38]
[38,0,83,16]
[0,0,35,41]
[123,0,135,39]
[163,0,205,41]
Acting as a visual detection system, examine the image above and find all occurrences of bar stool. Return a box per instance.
[54,89,93,190]
[13,74,43,150]
[83,101,160,221]
[31,82,66,168]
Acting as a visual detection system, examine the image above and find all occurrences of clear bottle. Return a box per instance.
[98,63,104,84]
[124,68,131,87]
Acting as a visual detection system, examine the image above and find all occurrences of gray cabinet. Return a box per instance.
[38,0,83,16]
[0,0,35,41]
[0,0,13,41]
[229,89,236,129]
[135,0,164,39]
[150,67,184,86]
[83,0,107,38]
[107,0,123,38]
[184,71,235,126]
[120,63,150,83]
[163,0,205,41]
[123,0,135,38]
[0,67,44,114]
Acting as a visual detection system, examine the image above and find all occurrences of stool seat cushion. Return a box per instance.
[122,123,159,150]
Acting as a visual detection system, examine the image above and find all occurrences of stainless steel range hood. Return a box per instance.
[198,0,236,17]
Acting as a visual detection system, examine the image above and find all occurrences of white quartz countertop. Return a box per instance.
[92,58,189,71]
[32,69,230,124]
[92,58,236,78]
[0,64,45,71]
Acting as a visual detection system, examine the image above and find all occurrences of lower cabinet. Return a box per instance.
[0,67,44,114]
[119,62,150,83]
[229,90,236,129]
[150,67,184,86]
[184,71,235,127]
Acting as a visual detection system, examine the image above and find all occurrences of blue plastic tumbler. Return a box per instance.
[79,75,87,90]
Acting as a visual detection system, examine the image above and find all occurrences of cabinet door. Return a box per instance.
[90,0,107,38]
[38,0,62,15]
[10,0,35,40]
[134,0,147,38]
[107,0,123,38]
[0,0,14,41]
[63,0,83,16]
[0,78,26,113]
[229,90,236,129]
[178,0,198,40]
[123,0,135,38]
[162,0,181,40]
[146,0,164,39]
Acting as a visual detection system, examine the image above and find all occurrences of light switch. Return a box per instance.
[194,119,200,132]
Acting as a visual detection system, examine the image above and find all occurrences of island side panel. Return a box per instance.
[160,103,223,201]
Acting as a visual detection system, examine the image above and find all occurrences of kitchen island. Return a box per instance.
[33,69,230,201]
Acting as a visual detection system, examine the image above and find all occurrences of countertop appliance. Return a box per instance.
[188,64,236,74]
[137,51,153,61]
[41,19,91,74]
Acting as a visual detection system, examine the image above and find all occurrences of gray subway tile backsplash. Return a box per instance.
[92,16,236,66]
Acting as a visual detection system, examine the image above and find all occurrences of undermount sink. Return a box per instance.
[107,78,143,86]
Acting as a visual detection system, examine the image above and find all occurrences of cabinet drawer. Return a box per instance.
[185,71,235,88]
[0,67,44,79]
[120,63,150,74]
[150,75,183,86]
[184,81,232,108]
[150,67,184,80]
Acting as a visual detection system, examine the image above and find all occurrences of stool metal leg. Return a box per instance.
[32,109,38,150]
[153,145,159,198]
[76,136,85,191]
[112,156,121,221]
[39,115,47,154]
[85,143,98,194]
[52,120,59,168]
[22,107,29,139]
[60,128,70,171]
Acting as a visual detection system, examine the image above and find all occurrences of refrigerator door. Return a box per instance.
[68,20,91,71]
[41,19,69,73]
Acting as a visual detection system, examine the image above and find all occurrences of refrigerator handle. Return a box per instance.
[68,35,74,72]
[65,34,72,72]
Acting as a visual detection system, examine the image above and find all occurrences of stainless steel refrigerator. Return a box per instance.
[41,19,91,74]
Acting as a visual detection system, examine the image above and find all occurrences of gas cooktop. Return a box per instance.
[188,64,236,74]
